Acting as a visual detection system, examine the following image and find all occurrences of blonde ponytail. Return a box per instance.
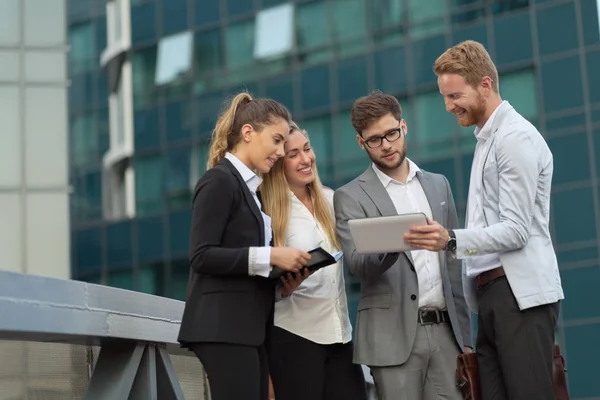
[207,92,253,169]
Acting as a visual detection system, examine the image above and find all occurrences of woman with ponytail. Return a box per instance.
[178,92,311,400]
[260,123,368,400]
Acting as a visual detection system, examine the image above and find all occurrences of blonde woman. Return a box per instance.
[261,123,367,400]
[177,93,311,400]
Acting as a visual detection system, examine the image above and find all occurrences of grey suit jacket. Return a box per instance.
[455,101,564,312]
[334,167,472,367]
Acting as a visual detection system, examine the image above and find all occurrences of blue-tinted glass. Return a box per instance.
[97,73,108,107]
[261,0,285,7]
[71,112,98,168]
[196,91,224,138]
[165,147,191,192]
[493,12,532,66]
[131,46,158,110]
[408,0,446,39]
[587,50,600,104]
[139,263,164,295]
[330,0,368,55]
[581,0,600,45]
[412,35,446,87]
[225,19,255,69]
[374,45,407,94]
[414,91,455,142]
[169,209,191,257]
[75,228,103,274]
[547,132,591,185]
[546,112,586,134]
[107,270,134,290]
[421,158,457,196]
[227,0,253,18]
[134,107,160,150]
[69,72,94,111]
[491,0,529,14]
[371,0,403,46]
[265,76,294,113]
[452,22,487,47]
[557,246,598,265]
[301,65,330,113]
[161,0,187,36]
[333,110,369,181]
[130,2,157,45]
[98,108,110,156]
[68,21,95,74]
[171,259,190,300]
[194,0,220,27]
[593,110,600,124]
[541,56,584,113]
[194,28,222,78]
[552,187,596,244]
[135,154,164,216]
[337,56,368,105]
[84,171,102,220]
[501,69,538,120]
[137,217,164,263]
[79,274,102,285]
[564,323,600,398]
[165,100,190,142]
[106,221,133,266]
[451,0,485,25]
[594,128,600,176]
[537,3,578,56]
[296,1,332,65]
[300,115,332,182]
[95,15,106,54]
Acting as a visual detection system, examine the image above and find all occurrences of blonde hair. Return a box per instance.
[433,40,499,93]
[207,91,292,169]
[260,123,340,250]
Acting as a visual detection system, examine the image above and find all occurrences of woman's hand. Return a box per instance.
[280,268,311,297]
[270,247,311,273]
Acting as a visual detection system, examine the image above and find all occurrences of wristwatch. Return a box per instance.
[446,230,457,253]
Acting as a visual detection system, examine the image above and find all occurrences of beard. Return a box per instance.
[367,141,407,171]
[456,93,487,127]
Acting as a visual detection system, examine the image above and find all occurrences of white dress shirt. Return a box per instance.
[372,159,446,310]
[224,153,272,277]
[464,102,505,278]
[274,189,353,345]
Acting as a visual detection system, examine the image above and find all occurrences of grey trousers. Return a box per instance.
[370,322,462,400]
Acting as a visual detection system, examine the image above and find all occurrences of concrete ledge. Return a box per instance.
[0,271,185,347]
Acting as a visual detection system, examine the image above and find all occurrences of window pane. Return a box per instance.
[68,22,96,74]
[0,0,20,45]
[196,91,224,136]
[336,56,368,105]
[171,259,190,300]
[501,69,537,121]
[374,46,408,94]
[581,0,600,46]
[421,158,457,194]
[194,0,220,27]
[139,263,164,295]
[135,155,163,216]
[564,323,600,398]
[131,2,157,44]
[547,132,591,185]
[225,19,255,69]
[537,2,578,56]
[131,46,158,109]
[137,217,164,263]
[107,270,134,290]
[83,171,102,221]
[169,210,191,257]
[296,1,332,65]
[161,0,187,36]
[265,75,294,113]
[561,266,600,321]
[493,12,532,66]
[587,50,600,104]
[552,187,596,244]
[165,147,191,194]
[414,91,455,142]
[134,107,160,150]
[166,100,191,142]
[452,22,487,47]
[194,28,223,80]
[451,0,486,25]
[330,0,368,56]
[333,111,369,181]
[408,0,446,39]
[371,0,404,45]
[155,31,193,86]
[541,56,584,113]
[0,86,20,187]
[557,246,598,265]
[255,4,294,60]
[107,220,133,266]
[227,0,253,18]
[412,35,446,86]
[300,115,332,183]
[24,0,65,46]
[75,227,103,274]
[301,65,330,113]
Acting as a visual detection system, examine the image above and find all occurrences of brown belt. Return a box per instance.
[475,267,506,289]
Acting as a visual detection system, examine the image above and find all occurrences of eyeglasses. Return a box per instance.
[362,127,403,149]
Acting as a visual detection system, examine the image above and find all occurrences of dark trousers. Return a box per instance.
[476,276,560,400]
[267,326,368,400]
[192,343,269,400]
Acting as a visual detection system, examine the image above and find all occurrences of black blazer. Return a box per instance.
[178,158,276,348]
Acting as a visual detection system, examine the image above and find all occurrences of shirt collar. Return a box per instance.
[225,152,262,192]
[371,158,421,187]
[473,100,506,141]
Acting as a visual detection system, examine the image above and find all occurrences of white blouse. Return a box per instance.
[274,188,352,345]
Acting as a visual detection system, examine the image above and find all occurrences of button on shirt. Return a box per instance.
[274,189,352,345]
[372,160,446,310]
[464,102,504,278]
[224,153,272,277]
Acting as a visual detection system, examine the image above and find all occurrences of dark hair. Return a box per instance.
[350,90,403,135]
[207,92,291,168]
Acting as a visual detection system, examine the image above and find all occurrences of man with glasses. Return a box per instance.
[333,91,471,400]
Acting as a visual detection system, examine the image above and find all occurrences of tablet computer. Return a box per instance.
[347,212,427,254]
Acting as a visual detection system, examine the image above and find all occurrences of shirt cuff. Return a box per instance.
[248,247,272,277]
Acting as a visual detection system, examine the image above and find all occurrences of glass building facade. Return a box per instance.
[68,0,600,397]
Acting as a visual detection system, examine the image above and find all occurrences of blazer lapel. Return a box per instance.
[358,167,414,266]
[221,158,265,245]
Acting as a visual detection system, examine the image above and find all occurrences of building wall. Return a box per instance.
[68,0,600,398]
[0,0,70,279]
